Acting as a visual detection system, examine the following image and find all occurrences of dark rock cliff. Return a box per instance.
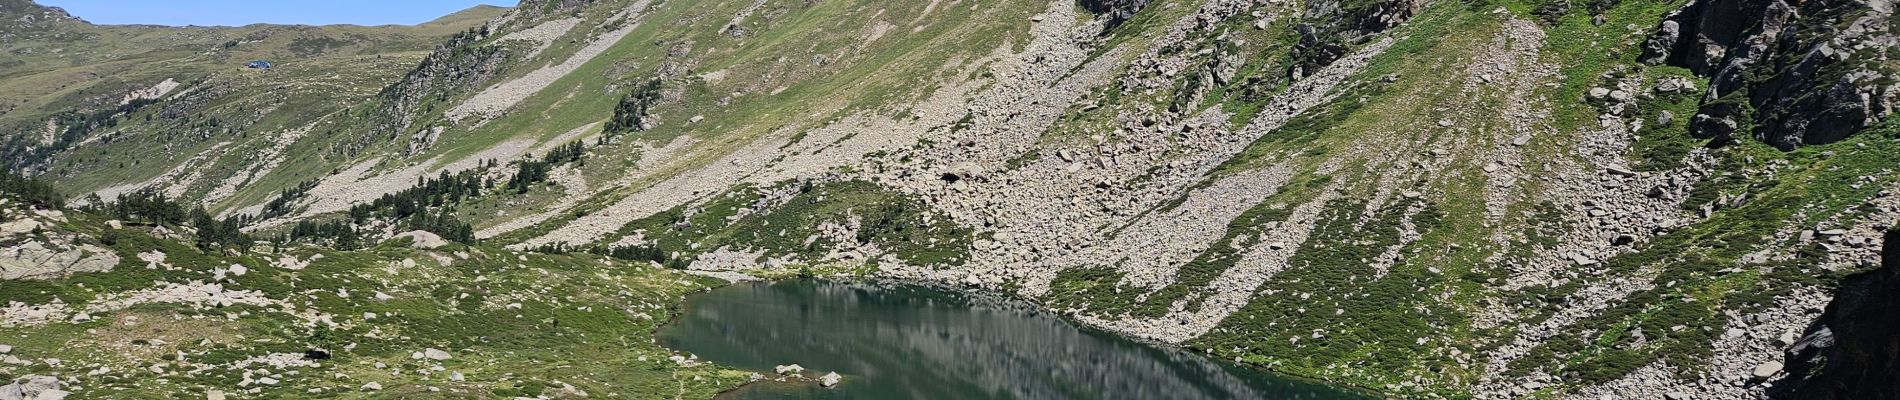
[1771,228,1900,400]
[358,27,509,155]
[1079,0,1155,29]
[1640,0,1898,150]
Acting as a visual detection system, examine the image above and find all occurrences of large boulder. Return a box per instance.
[7,375,63,400]
[390,230,449,249]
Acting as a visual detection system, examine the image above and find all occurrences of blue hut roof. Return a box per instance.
[246,60,272,68]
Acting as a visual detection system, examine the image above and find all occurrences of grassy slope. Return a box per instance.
[477,0,1046,243]
[0,203,746,398]
[2,3,505,202]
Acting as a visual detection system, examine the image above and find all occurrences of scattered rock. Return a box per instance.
[391,231,449,249]
[1751,360,1783,379]
[820,371,842,388]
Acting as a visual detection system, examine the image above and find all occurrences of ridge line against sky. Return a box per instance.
[38,0,518,27]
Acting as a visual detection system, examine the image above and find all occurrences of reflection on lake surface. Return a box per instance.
[659,279,1374,400]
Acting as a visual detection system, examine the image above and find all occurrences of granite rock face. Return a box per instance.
[1642,0,1899,149]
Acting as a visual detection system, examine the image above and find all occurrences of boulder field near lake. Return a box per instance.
[2,0,1900,398]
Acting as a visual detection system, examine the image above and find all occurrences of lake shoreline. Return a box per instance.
[654,272,1392,399]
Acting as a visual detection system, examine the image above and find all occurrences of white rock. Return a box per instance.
[820,371,842,388]
[206,390,226,400]
[0,219,39,235]
[1752,361,1783,378]
[774,364,805,375]
[423,348,451,360]
[361,382,382,391]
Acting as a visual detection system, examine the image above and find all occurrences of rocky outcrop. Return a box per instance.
[1290,0,1422,78]
[0,375,69,400]
[1641,0,1899,149]
[0,0,82,36]
[0,209,119,280]
[507,0,594,22]
[1771,228,1900,400]
[362,26,509,155]
[0,241,117,280]
[1078,0,1154,29]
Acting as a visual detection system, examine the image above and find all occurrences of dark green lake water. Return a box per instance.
[658,279,1374,400]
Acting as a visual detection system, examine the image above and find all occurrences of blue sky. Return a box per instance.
[40,0,517,26]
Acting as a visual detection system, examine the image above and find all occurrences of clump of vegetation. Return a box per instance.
[106,189,192,226]
[605,78,665,134]
[0,172,67,209]
[1044,266,1143,313]
[506,141,585,194]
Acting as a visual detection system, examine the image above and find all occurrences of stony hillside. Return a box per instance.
[5,0,1900,398]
